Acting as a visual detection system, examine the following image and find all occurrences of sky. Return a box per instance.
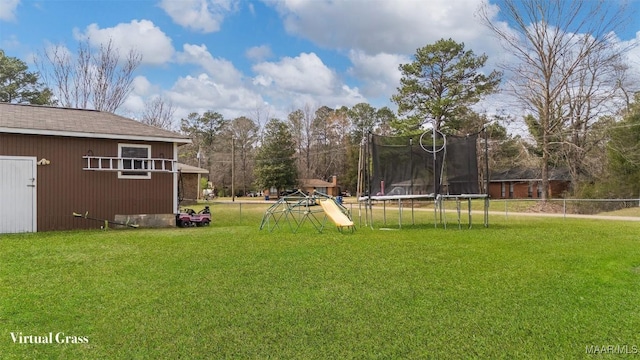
[1,0,639,130]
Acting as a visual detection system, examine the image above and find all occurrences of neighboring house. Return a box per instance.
[0,103,191,233]
[384,178,430,196]
[489,167,571,199]
[177,163,209,204]
[300,176,339,197]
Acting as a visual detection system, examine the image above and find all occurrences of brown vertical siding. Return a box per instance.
[0,133,175,231]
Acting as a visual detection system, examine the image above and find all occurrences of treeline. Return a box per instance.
[178,103,396,197]
[2,0,639,198]
[179,97,640,199]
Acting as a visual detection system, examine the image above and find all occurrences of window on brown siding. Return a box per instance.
[119,144,151,179]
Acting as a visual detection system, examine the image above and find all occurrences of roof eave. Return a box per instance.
[0,127,192,144]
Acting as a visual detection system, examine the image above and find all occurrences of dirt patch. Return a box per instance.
[525,202,564,213]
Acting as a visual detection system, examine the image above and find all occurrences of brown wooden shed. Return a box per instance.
[0,103,191,233]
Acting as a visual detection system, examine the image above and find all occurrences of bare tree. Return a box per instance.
[479,0,634,199]
[141,96,176,130]
[288,104,318,180]
[179,111,229,194]
[556,50,625,188]
[38,38,142,113]
[225,116,259,195]
[613,62,640,114]
[311,106,336,180]
[326,107,352,183]
[250,103,272,142]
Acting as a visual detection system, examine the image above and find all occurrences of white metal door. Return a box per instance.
[0,156,37,233]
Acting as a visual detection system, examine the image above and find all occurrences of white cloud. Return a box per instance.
[252,52,365,110]
[0,0,20,22]
[164,48,364,118]
[159,0,238,33]
[131,76,153,96]
[263,0,507,110]
[268,0,498,56]
[347,50,410,98]
[120,76,156,117]
[252,52,337,95]
[122,94,146,115]
[176,43,243,86]
[621,31,640,86]
[165,73,264,119]
[170,46,364,120]
[246,45,273,62]
[74,20,175,65]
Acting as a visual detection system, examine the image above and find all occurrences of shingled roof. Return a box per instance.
[300,178,336,188]
[0,102,191,143]
[177,163,209,174]
[490,167,571,181]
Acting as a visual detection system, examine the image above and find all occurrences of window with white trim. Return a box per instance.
[118,144,151,179]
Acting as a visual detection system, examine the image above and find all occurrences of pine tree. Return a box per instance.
[391,38,501,134]
[254,119,298,193]
[0,50,55,105]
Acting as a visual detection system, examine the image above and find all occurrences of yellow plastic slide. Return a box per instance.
[319,199,354,230]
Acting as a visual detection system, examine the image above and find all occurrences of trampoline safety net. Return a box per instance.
[370,133,480,196]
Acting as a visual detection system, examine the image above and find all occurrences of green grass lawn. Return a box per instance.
[1,206,640,359]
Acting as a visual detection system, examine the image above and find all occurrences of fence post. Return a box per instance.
[563,198,566,219]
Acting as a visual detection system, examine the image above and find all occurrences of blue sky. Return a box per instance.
[1,0,639,130]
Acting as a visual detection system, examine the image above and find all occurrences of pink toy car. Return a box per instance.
[176,206,211,227]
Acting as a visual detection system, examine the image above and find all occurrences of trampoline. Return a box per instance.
[357,125,489,229]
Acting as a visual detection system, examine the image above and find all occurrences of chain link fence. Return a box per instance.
[492,198,640,218]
